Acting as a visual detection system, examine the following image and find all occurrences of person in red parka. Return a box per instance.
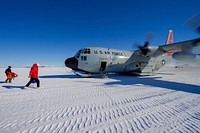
[5,66,12,83]
[25,63,40,88]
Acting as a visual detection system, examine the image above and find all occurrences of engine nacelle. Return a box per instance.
[172,52,198,62]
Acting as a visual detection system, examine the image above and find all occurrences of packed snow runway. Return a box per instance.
[0,65,200,133]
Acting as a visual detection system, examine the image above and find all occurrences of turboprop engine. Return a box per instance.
[172,52,198,62]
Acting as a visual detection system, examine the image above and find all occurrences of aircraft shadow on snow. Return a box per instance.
[2,85,25,90]
[39,74,79,79]
[36,74,200,94]
[105,75,200,94]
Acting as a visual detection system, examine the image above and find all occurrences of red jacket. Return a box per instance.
[29,64,38,78]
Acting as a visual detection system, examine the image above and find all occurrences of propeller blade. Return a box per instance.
[143,41,149,47]
[132,41,141,50]
[132,32,155,56]
[140,32,155,55]
[184,13,200,34]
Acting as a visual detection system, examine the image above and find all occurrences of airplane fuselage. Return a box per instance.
[65,47,170,76]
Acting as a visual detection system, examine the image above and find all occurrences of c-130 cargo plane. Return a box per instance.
[65,16,200,77]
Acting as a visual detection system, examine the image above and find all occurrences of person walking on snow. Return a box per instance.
[5,66,12,83]
[24,64,40,88]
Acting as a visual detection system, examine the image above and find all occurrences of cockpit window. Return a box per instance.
[83,48,91,54]
[81,56,87,61]
[75,49,82,58]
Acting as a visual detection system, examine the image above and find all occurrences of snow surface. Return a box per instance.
[0,65,200,133]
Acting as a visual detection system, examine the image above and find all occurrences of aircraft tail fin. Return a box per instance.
[166,30,173,56]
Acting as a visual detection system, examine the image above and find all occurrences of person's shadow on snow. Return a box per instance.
[2,85,24,90]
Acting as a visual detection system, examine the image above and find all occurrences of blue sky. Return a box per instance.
[0,0,200,67]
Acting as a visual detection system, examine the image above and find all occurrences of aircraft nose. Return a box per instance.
[65,57,78,70]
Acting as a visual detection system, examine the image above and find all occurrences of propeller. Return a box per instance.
[184,13,200,34]
[183,13,200,52]
[133,32,155,56]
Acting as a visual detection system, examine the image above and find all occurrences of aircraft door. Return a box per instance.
[100,62,107,71]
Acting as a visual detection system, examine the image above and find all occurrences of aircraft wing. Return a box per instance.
[153,38,200,57]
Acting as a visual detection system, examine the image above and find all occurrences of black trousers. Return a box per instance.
[5,78,12,83]
[26,78,40,87]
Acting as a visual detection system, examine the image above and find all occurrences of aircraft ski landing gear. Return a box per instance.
[74,71,93,78]
[100,71,108,78]
[74,70,108,78]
